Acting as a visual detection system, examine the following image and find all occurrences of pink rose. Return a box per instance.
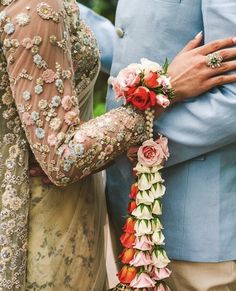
[22,37,33,49]
[64,111,78,125]
[22,112,33,126]
[47,134,58,146]
[130,273,156,289]
[113,67,140,100]
[117,67,140,89]
[129,251,152,267]
[42,69,56,84]
[134,235,154,251]
[138,140,165,167]
[156,135,169,160]
[152,267,172,280]
[112,79,124,101]
[156,94,170,108]
[61,95,74,111]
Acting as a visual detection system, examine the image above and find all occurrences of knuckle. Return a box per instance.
[220,63,229,72]
[220,50,228,59]
[195,62,202,70]
[211,41,221,51]
[216,76,225,85]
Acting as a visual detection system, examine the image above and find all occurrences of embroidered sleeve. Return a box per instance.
[0,0,146,186]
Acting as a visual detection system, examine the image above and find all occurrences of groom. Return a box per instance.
[80,1,236,290]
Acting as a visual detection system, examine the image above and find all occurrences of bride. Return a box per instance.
[0,0,236,290]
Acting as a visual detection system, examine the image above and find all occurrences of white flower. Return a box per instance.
[152,218,163,232]
[150,165,163,173]
[135,162,151,174]
[4,23,15,35]
[136,190,154,206]
[50,117,61,131]
[70,143,85,157]
[0,11,7,22]
[150,183,166,199]
[141,58,162,73]
[38,99,48,110]
[51,95,61,107]
[33,54,42,63]
[152,199,162,215]
[134,220,153,236]
[5,159,15,170]
[152,250,170,268]
[31,111,39,122]
[35,128,45,139]
[132,205,153,220]
[158,75,172,89]
[15,13,30,26]
[1,247,12,262]
[34,85,43,94]
[23,90,31,101]
[152,231,165,245]
[149,171,164,184]
[138,174,152,191]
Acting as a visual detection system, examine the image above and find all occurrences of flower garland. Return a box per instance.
[112,59,174,291]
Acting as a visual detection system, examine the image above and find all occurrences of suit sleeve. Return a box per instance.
[156,0,236,167]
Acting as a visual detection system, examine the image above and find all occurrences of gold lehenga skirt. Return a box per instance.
[26,172,107,291]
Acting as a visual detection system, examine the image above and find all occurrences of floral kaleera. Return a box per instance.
[112,59,174,291]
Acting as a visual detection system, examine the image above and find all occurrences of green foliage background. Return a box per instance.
[79,0,117,116]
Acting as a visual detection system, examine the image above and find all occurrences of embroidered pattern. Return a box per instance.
[0,0,147,289]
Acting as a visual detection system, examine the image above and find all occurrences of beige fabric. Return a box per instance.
[26,86,107,290]
[165,260,236,291]
[0,0,146,289]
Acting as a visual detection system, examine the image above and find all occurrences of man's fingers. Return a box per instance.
[199,37,236,56]
[180,31,203,53]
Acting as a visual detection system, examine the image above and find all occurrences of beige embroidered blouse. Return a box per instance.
[0,0,146,289]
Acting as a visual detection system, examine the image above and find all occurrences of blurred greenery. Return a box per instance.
[79,0,117,116]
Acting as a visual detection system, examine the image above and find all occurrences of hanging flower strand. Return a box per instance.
[112,58,174,291]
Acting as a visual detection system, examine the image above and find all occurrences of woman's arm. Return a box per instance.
[1,0,146,186]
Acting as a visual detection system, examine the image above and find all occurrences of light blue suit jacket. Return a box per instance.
[80,0,236,262]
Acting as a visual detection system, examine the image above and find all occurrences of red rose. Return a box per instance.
[123,217,136,234]
[119,248,136,264]
[128,200,137,213]
[129,183,139,199]
[144,71,159,88]
[127,86,156,110]
[117,265,137,284]
[120,233,136,248]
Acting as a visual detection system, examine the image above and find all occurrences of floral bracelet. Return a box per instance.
[112,58,173,291]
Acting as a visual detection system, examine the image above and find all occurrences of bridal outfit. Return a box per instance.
[0,0,146,290]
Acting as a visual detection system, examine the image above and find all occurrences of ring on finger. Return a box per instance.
[206,52,223,69]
